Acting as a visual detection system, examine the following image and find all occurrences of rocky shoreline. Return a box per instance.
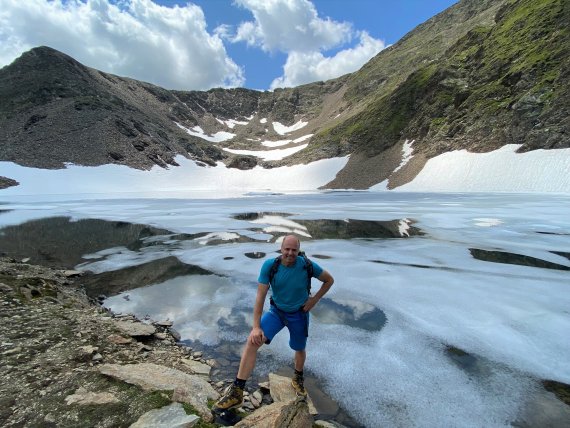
[0,258,344,427]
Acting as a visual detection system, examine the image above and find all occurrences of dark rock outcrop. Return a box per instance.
[0,0,567,190]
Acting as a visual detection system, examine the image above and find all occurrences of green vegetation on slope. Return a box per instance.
[305,0,568,161]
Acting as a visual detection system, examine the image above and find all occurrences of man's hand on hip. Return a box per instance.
[302,296,319,312]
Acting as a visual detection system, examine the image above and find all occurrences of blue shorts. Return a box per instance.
[261,306,309,351]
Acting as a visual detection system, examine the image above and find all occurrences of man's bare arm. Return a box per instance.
[302,270,334,312]
[249,283,269,345]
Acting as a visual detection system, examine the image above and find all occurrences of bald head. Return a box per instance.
[280,235,300,266]
[281,235,300,250]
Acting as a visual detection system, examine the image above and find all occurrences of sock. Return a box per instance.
[234,378,246,389]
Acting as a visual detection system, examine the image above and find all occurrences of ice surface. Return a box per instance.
[1,192,568,427]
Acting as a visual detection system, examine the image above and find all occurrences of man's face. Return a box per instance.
[280,236,300,266]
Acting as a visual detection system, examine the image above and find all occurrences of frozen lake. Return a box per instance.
[1,191,569,427]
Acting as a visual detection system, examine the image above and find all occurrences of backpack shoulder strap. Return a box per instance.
[268,256,281,287]
[298,251,314,294]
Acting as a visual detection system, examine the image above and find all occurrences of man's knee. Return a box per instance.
[244,339,263,352]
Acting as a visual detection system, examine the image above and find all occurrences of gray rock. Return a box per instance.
[269,373,317,415]
[170,328,181,341]
[180,358,211,376]
[65,387,120,405]
[235,397,313,428]
[63,270,83,278]
[99,363,218,421]
[107,334,133,345]
[129,402,199,428]
[115,320,155,337]
[314,420,348,428]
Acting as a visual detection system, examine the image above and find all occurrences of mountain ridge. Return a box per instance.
[1,0,568,191]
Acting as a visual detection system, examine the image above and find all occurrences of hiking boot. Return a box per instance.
[213,383,244,411]
[291,373,307,396]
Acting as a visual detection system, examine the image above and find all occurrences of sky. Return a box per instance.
[0,0,458,91]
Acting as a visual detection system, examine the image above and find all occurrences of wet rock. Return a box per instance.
[130,402,199,428]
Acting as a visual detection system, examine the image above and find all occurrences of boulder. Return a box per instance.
[268,373,317,414]
[235,397,313,428]
[107,334,133,345]
[99,363,218,421]
[129,402,199,428]
[180,358,211,376]
[114,320,155,337]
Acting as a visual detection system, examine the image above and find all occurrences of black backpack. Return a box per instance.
[268,251,314,296]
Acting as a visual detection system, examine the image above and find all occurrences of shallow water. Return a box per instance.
[1,191,569,427]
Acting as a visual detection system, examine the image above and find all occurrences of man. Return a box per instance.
[213,235,334,411]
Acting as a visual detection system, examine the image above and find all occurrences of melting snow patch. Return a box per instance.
[399,144,570,193]
[393,139,415,173]
[273,120,308,136]
[260,118,267,124]
[223,144,308,161]
[175,122,235,143]
[261,139,292,148]
[293,134,313,143]
[216,118,249,129]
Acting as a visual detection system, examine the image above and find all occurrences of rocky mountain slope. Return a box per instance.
[0,0,568,190]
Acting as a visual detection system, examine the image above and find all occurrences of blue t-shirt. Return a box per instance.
[258,256,324,312]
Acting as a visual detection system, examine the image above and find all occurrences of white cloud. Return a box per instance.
[0,0,244,90]
[270,31,385,88]
[227,0,386,89]
[232,0,352,53]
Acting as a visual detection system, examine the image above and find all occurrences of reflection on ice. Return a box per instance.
[234,212,423,240]
[470,248,570,271]
[311,298,386,331]
[103,274,248,346]
[1,192,570,427]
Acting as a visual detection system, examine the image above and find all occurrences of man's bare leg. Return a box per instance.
[294,349,306,371]
[237,340,262,380]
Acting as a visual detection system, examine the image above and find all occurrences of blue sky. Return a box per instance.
[0,0,457,91]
